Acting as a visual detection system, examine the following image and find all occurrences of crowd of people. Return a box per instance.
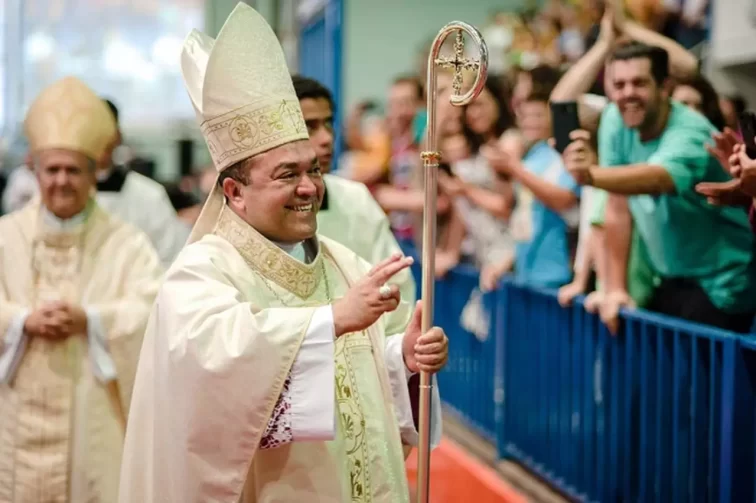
[336,0,755,336]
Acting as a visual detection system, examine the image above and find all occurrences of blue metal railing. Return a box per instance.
[408,256,752,503]
[428,264,500,443]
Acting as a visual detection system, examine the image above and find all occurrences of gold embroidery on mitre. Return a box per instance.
[201,99,307,171]
[213,206,322,299]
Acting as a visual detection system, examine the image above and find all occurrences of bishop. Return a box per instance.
[0,76,163,502]
[119,4,446,502]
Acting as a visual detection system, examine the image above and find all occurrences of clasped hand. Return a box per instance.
[24,301,87,340]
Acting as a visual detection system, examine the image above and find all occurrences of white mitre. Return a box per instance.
[181,2,308,244]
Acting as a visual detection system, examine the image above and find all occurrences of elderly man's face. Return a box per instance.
[35,149,94,219]
[223,140,324,244]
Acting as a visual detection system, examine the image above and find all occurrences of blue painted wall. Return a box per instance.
[298,0,344,166]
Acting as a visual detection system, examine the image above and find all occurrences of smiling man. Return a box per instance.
[119,5,445,503]
[563,42,756,332]
[0,76,162,502]
[292,74,416,305]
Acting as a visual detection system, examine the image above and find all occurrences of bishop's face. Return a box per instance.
[223,140,325,245]
[34,149,94,219]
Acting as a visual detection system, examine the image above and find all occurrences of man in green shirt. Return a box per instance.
[564,42,756,333]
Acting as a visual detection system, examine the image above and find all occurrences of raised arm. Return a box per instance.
[622,20,698,79]
[263,252,421,451]
[550,10,617,103]
[120,254,336,502]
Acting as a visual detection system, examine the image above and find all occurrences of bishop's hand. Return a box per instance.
[59,303,88,335]
[24,302,74,340]
[402,301,449,374]
[332,253,414,337]
[24,302,88,340]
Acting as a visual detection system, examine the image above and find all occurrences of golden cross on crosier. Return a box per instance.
[434,30,481,95]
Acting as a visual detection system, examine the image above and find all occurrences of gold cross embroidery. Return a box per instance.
[434,30,481,96]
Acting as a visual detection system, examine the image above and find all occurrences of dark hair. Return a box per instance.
[672,73,726,131]
[392,75,425,101]
[291,75,334,109]
[517,64,562,98]
[103,98,119,124]
[725,94,747,116]
[522,88,552,105]
[462,74,515,154]
[217,158,250,187]
[162,183,199,211]
[611,42,670,86]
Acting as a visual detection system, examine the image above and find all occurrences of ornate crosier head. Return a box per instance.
[430,24,488,108]
[422,22,488,162]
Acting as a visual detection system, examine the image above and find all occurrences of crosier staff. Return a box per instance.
[416,21,488,503]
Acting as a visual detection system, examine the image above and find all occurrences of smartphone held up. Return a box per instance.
[738,111,756,159]
[550,101,581,154]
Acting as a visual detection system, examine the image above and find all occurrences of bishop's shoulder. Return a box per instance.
[0,203,40,246]
[162,233,241,281]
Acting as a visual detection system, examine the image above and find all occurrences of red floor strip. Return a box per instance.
[406,438,528,503]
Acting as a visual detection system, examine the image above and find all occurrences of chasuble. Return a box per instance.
[0,200,162,502]
[317,173,417,305]
[120,206,441,503]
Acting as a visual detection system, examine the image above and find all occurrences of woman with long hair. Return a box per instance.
[435,74,518,277]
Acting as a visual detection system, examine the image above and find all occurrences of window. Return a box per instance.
[19,0,204,128]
